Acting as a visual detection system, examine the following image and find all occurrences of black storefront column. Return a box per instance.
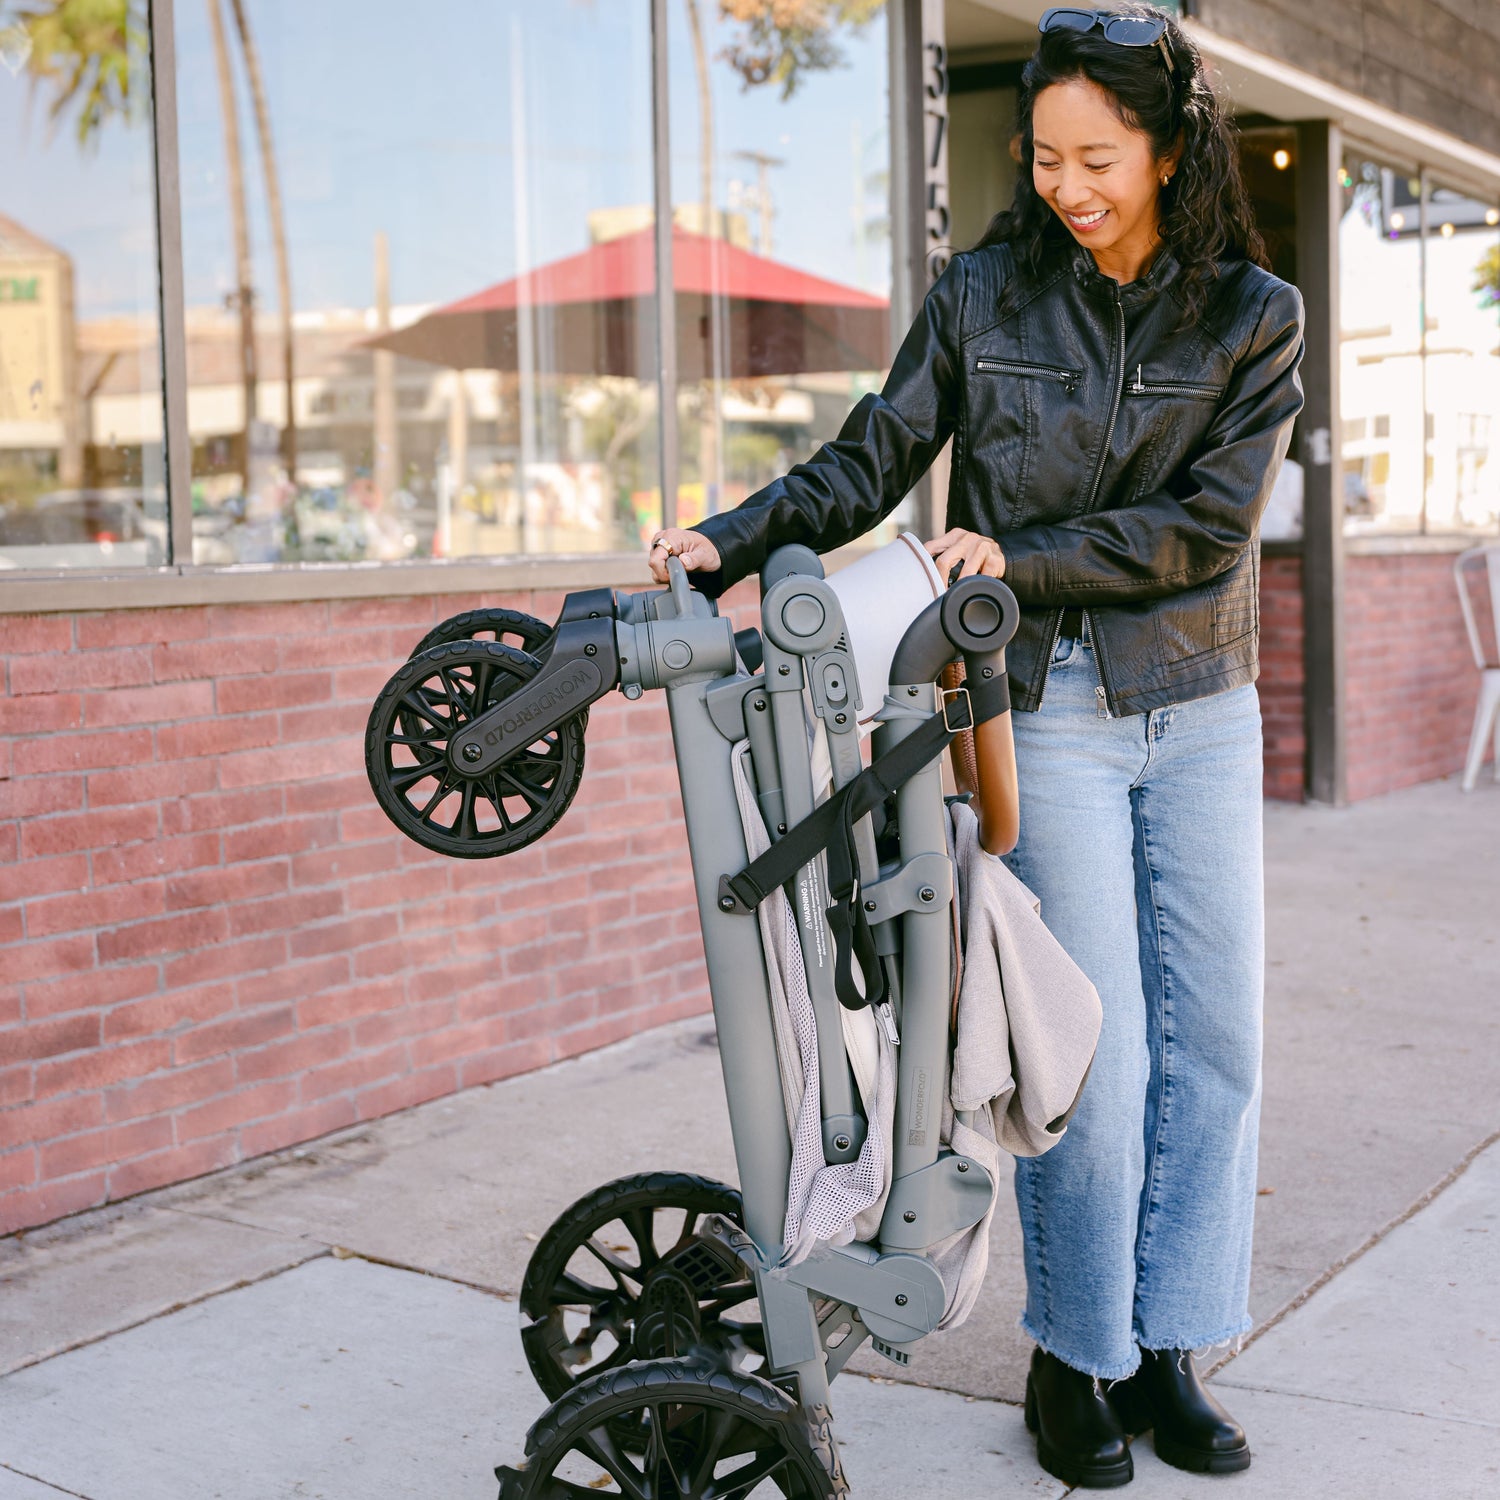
[1294,118,1347,806]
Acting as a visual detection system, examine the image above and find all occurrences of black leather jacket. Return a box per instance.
[690,239,1305,716]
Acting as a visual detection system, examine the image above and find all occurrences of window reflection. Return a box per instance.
[173,0,659,565]
[1339,153,1425,534]
[667,0,898,539]
[0,1,165,571]
[1339,151,1500,536]
[1422,180,1499,533]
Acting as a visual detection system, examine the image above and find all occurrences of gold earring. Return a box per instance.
[1161,174,1171,186]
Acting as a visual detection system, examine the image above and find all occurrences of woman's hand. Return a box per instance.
[647,527,722,583]
[925,528,1006,583]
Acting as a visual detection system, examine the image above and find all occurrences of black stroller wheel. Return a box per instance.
[497,1358,842,1500]
[408,606,553,659]
[520,1173,766,1425]
[365,639,585,859]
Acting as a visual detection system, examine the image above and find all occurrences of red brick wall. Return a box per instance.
[0,590,739,1236]
[1259,553,1305,802]
[1250,549,1486,803]
[1344,552,1485,802]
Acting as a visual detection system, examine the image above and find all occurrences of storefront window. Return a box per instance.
[0,2,166,571]
[1339,151,1425,535]
[666,0,900,539]
[1421,179,1500,533]
[172,0,658,565]
[1339,150,1500,537]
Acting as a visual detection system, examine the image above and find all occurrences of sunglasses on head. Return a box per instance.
[1038,8,1174,73]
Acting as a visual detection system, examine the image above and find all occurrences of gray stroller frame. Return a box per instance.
[364,546,1020,1499]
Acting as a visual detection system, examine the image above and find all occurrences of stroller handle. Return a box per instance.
[890,577,1022,856]
[666,552,694,618]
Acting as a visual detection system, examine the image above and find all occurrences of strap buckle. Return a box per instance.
[940,685,973,733]
[716,873,756,916]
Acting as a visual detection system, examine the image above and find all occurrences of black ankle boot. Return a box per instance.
[1024,1347,1134,1489]
[1107,1347,1251,1474]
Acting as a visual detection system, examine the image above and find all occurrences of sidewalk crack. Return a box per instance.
[1207,1126,1500,1376]
[158,1212,520,1301]
[0,1253,328,1378]
[320,1246,517,1301]
[0,1463,94,1498]
[1208,1381,1500,1432]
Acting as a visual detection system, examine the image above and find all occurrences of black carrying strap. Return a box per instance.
[722,673,1011,1011]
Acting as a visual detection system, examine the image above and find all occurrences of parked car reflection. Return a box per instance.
[190,481,422,565]
[0,488,168,569]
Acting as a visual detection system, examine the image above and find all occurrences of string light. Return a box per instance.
[1390,212,1405,229]
[1272,148,1291,170]
[1487,208,1499,226]
[1440,222,1455,237]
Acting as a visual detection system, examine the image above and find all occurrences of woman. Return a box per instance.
[648,4,1303,1488]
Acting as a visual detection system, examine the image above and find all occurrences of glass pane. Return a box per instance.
[173,0,657,565]
[1339,152,1425,536]
[950,79,1017,258]
[666,0,898,541]
[0,3,165,571]
[1422,180,1500,534]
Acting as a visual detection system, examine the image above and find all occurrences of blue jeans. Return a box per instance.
[1002,624,1265,1379]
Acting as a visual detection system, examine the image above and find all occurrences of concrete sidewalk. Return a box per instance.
[1,776,1497,1498]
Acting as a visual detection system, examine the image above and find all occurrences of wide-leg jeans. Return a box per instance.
[1002,625,1266,1380]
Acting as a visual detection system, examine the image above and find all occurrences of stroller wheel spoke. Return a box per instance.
[642,1402,681,1493]
[699,1286,757,1315]
[417,770,457,822]
[582,1236,641,1286]
[712,1448,793,1500]
[437,667,471,722]
[509,752,561,778]
[497,766,552,810]
[470,657,498,708]
[687,1407,744,1491]
[396,691,448,732]
[479,776,516,830]
[622,1208,662,1271]
[577,1428,651,1500]
[456,781,480,841]
[550,1270,614,1306]
[388,758,441,793]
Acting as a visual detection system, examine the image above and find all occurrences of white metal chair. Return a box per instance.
[1455,543,1500,791]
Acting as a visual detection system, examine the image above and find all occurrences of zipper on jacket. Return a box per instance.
[975,357,1082,394]
[1040,288,1126,714]
[1124,363,1221,399]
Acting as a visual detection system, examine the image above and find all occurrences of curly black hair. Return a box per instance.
[972,2,1267,322]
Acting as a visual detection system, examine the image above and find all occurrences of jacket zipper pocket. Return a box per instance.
[1124,364,1221,399]
[975,357,1082,394]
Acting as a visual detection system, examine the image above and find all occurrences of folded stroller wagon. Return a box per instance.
[365,540,1029,1499]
